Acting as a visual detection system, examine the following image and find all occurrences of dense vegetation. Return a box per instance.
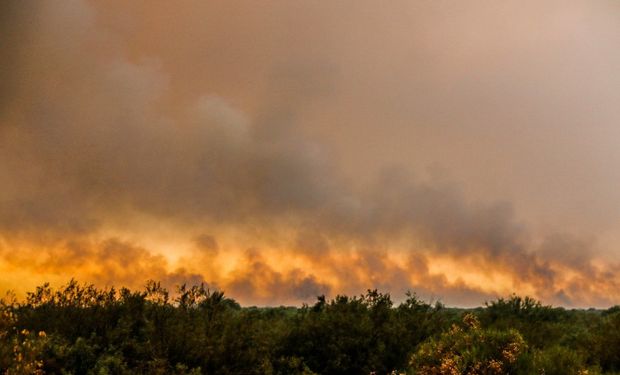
[2,281,620,374]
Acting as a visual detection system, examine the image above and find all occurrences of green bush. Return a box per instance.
[409,313,528,374]
[1,282,619,374]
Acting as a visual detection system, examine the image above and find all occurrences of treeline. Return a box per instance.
[1,281,620,374]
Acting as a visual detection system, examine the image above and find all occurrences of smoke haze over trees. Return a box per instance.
[2,0,620,307]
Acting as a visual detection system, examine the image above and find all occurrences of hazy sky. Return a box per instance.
[1,0,619,307]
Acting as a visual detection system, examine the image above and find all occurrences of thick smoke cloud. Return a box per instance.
[1,0,619,307]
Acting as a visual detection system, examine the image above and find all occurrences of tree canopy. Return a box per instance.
[1,281,619,374]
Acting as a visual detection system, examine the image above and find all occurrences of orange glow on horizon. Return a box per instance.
[3,231,618,308]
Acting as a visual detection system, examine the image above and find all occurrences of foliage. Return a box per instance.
[529,345,597,375]
[410,313,528,374]
[1,282,619,374]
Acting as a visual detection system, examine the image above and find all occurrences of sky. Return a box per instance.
[1,0,620,307]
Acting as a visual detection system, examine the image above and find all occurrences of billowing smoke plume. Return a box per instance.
[1,0,619,307]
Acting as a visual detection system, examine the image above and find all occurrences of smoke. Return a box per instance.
[1,0,619,307]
